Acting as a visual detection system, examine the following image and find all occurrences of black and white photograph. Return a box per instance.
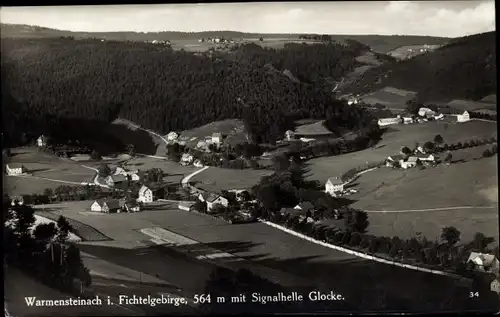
[1,1,498,315]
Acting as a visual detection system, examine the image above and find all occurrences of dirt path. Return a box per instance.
[364,206,497,213]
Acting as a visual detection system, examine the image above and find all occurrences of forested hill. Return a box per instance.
[344,31,496,103]
[1,38,376,147]
[1,23,449,53]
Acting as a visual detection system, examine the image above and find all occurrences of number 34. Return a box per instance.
[469,291,479,298]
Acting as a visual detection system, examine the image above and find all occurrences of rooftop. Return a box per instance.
[94,199,120,209]
[327,177,343,185]
[295,201,314,211]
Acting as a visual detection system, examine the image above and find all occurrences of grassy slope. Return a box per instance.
[345,31,496,103]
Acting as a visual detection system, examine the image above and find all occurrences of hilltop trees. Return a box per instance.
[2,38,375,147]
[441,226,461,246]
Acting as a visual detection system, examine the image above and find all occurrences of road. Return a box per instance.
[181,166,209,190]
[364,206,497,213]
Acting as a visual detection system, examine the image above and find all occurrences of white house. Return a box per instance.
[90,199,121,213]
[166,131,179,142]
[114,167,126,175]
[325,177,344,196]
[418,107,436,117]
[433,113,444,120]
[400,157,419,169]
[137,185,154,203]
[285,130,296,141]
[386,155,404,167]
[294,201,315,213]
[196,140,207,150]
[491,278,500,294]
[123,200,141,213]
[299,137,316,143]
[415,146,426,154]
[193,159,203,168]
[129,173,140,181]
[457,111,470,123]
[467,252,499,274]
[377,118,401,127]
[178,201,195,211]
[417,154,437,162]
[212,133,223,145]
[105,174,127,187]
[37,135,48,147]
[402,117,414,124]
[5,164,26,176]
[202,193,229,211]
[181,153,194,165]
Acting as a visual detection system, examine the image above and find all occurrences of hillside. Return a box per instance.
[1,37,377,148]
[0,23,449,53]
[343,31,496,103]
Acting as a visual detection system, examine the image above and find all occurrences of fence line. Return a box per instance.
[260,220,467,280]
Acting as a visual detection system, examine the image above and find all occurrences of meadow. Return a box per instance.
[360,86,417,108]
[190,167,273,192]
[306,120,497,184]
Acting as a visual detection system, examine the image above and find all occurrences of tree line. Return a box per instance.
[3,197,92,295]
[2,38,376,148]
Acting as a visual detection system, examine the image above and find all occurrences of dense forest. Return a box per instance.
[344,31,496,102]
[2,38,377,148]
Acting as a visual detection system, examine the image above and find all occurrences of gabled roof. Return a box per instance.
[407,156,419,163]
[468,252,498,267]
[206,193,224,203]
[295,201,314,211]
[7,163,25,169]
[387,154,404,161]
[327,177,343,185]
[94,199,120,210]
[125,200,139,208]
[139,185,151,195]
[109,174,127,183]
[212,132,222,138]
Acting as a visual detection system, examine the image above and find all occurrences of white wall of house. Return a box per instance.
[138,187,154,203]
[90,201,102,212]
[6,166,24,176]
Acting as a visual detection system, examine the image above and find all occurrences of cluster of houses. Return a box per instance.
[89,198,141,213]
[466,252,500,294]
[385,146,439,169]
[5,163,28,176]
[166,131,225,167]
[104,166,141,187]
[378,108,470,127]
[200,37,234,44]
[149,40,171,45]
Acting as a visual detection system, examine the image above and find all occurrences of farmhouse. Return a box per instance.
[37,135,48,147]
[105,174,127,187]
[418,107,436,117]
[90,199,121,213]
[467,252,499,274]
[206,194,229,211]
[193,159,203,168]
[123,200,141,213]
[415,146,426,154]
[377,117,401,127]
[285,130,296,141]
[181,153,194,165]
[491,278,500,294]
[386,155,404,167]
[457,111,470,123]
[294,201,315,213]
[400,157,419,169]
[166,131,179,142]
[212,132,223,145]
[137,185,154,203]
[178,201,195,211]
[114,166,126,175]
[5,163,26,176]
[325,177,344,196]
[402,117,414,124]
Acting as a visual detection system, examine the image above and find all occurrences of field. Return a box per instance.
[33,200,488,310]
[122,156,197,184]
[179,118,248,148]
[360,86,417,108]
[4,148,96,195]
[190,167,273,192]
[386,45,441,60]
[345,157,498,244]
[306,120,497,184]
[447,99,497,111]
[295,120,333,136]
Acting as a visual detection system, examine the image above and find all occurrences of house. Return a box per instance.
[105,174,127,187]
[166,131,179,142]
[204,194,229,211]
[294,201,315,213]
[178,201,195,211]
[114,166,126,175]
[418,107,436,117]
[386,155,404,167]
[37,135,48,147]
[457,111,470,123]
[491,278,500,294]
[402,117,414,124]
[467,252,500,274]
[299,137,316,143]
[377,118,401,127]
[193,159,203,168]
[129,173,140,181]
[417,154,437,162]
[196,140,207,150]
[433,113,444,120]
[415,146,426,154]
[285,130,296,141]
[5,163,26,176]
[123,200,141,213]
[198,192,211,202]
[400,156,419,169]
[90,199,121,213]
[325,177,344,196]
[137,185,154,203]
[181,153,194,165]
[212,133,223,145]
